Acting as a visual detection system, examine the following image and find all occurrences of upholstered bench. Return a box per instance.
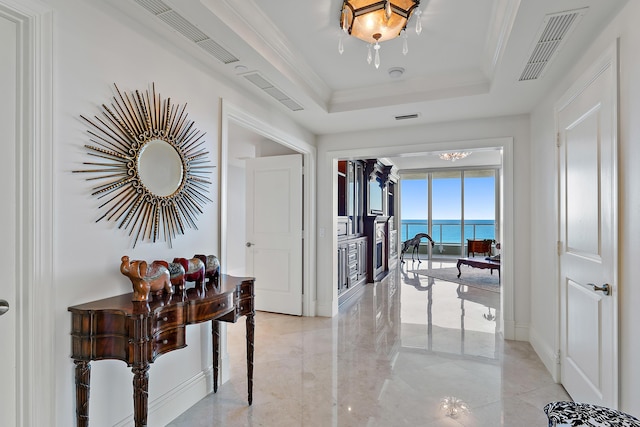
[544,401,640,426]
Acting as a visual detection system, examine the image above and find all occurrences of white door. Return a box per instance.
[0,12,18,425]
[246,154,303,315]
[557,44,618,407]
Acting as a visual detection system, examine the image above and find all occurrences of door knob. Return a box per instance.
[0,299,9,316]
[589,283,611,296]
[246,242,254,247]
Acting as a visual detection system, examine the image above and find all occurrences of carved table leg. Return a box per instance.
[212,320,220,393]
[246,313,255,405]
[132,364,150,427]
[74,360,91,427]
[457,260,463,278]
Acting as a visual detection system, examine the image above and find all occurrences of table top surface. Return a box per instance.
[457,257,501,266]
[68,274,254,314]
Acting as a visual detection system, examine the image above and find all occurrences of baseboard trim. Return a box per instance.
[514,322,530,341]
[504,319,515,340]
[113,367,213,427]
[338,280,367,306]
[529,328,560,382]
[316,300,335,317]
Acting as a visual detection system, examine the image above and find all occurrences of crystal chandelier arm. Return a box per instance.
[402,30,408,55]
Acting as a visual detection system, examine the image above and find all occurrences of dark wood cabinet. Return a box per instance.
[337,160,364,236]
[467,239,493,257]
[363,160,398,282]
[338,160,368,303]
[338,235,367,304]
[337,158,398,301]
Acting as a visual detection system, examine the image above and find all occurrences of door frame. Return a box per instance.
[220,99,317,316]
[1,0,54,425]
[327,137,516,338]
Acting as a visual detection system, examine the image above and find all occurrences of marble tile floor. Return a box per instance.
[168,262,570,426]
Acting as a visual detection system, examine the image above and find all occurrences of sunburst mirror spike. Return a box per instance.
[74,83,214,248]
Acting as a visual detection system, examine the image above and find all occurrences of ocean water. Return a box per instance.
[400,219,495,243]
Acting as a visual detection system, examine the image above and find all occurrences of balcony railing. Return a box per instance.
[400,220,495,246]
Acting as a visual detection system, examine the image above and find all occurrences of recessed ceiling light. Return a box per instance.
[388,67,405,78]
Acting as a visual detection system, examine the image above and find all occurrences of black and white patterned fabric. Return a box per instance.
[544,401,640,427]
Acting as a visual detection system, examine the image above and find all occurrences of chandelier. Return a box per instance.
[339,0,422,69]
[439,152,471,162]
[440,396,469,418]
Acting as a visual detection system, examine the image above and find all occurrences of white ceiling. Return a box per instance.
[108,0,626,168]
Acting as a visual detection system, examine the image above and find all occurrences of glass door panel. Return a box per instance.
[431,171,462,255]
[463,170,496,243]
[400,173,427,242]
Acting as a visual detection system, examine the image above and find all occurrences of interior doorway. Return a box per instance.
[220,101,317,316]
[328,138,516,339]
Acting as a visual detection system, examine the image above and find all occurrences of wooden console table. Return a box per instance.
[68,274,255,427]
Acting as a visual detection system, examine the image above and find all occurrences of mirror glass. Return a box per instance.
[138,139,183,197]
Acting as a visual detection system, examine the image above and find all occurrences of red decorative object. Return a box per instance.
[194,254,220,287]
[172,257,205,288]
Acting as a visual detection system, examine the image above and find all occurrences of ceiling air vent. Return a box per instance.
[519,8,587,81]
[395,113,420,121]
[242,72,304,112]
[133,0,239,64]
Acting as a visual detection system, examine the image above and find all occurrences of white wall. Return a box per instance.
[38,0,640,422]
[529,1,640,416]
[316,115,532,339]
[48,0,312,425]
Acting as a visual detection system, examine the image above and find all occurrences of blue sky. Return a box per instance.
[401,175,495,220]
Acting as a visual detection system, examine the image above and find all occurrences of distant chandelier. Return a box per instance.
[339,0,422,69]
[439,152,471,162]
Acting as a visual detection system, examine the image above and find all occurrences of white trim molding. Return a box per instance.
[0,0,54,425]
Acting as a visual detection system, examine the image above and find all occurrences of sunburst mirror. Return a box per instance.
[74,83,214,248]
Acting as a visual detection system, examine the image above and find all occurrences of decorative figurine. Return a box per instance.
[153,260,187,290]
[120,256,173,302]
[194,254,220,286]
[172,257,205,288]
[168,261,187,290]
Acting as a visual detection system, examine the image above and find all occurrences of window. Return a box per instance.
[400,169,498,256]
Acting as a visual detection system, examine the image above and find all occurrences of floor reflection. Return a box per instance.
[400,260,500,361]
[169,262,570,427]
